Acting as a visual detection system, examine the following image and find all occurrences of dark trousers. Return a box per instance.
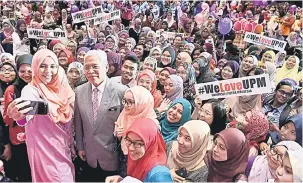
[11,143,32,182]
[83,162,117,182]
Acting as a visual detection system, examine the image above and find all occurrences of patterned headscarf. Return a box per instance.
[67,62,85,84]
[179,62,196,86]
[243,110,269,142]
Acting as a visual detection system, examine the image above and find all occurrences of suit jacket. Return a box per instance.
[74,77,127,171]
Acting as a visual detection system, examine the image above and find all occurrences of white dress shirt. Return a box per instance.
[91,78,106,107]
[111,76,137,88]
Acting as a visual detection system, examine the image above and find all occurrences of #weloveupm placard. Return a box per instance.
[194,74,272,100]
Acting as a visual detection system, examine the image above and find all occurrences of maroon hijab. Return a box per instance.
[204,128,249,182]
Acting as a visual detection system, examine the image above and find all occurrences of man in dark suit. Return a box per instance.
[74,50,127,182]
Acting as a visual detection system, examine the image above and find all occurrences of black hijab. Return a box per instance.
[14,54,33,98]
[0,62,18,97]
[194,52,214,83]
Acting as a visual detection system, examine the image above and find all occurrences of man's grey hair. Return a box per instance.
[84,50,108,67]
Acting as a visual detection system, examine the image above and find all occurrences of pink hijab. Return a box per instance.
[30,49,75,123]
[137,70,163,108]
[115,86,157,154]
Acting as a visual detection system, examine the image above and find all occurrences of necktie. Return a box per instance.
[92,88,99,122]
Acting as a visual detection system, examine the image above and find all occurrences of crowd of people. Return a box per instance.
[0,0,301,182]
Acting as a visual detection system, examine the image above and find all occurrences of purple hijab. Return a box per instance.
[166,75,184,101]
[94,43,105,50]
[107,51,122,77]
[77,47,90,55]
[223,60,240,78]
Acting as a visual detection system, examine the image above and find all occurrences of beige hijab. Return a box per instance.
[115,86,157,155]
[224,95,262,119]
[167,120,210,171]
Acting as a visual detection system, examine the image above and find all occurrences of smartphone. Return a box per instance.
[24,33,28,38]
[18,101,48,115]
[175,168,188,178]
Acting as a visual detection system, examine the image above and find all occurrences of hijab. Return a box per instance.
[137,70,162,108]
[221,60,239,78]
[275,51,287,68]
[58,49,73,68]
[105,35,118,51]
[149,47,162,57]
[242,111,269,142]
[118,30,129,39]
[33,12,42,23]
[107,51,122,78]
[15,19,26,40]
[265,62,276,88]
[161,46,176,67]
[49,40,61,50]
[239,55,258,77]
[147,30,156,41]
[142,57,157,71]
[0,62,17,97]
[205,128,249,182]
[160,98,192,143]
[126,118,166,181]
[161,67,176,75]
[167,120,210,171]
[279,114,302,145]
[126,38,136,50]
[248,141,302,182]
[117,86,157,155]
[0,53,14,65]
[14,54,32,98]
[77,47,90,55]
[275,56,300,84]
[166,75,183,101]
[224,94,262,119]
[178,52,192,65]
[286,32,298,47]
[30,49,75,123]
[195,52,213,83]
[287,150,303,182]
[145,38,154,47]
[66,62,84,86]
[52,43,65,52]
[2,19,14,38]
[260,50,276,63]
[65,40,77,54]
[94,43,105,50]
[179,62,196,86]
[185,43,195,54]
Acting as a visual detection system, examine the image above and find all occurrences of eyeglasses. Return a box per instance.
[124,137,144,148]
[199,108,213,116]
[270,146,285,163]
[0,68,14,72]
[122,99,135,107]
[277,89,293,98]
[84,65,100,71]
[106,40,115,43]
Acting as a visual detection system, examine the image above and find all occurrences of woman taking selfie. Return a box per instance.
[6,49,75,182]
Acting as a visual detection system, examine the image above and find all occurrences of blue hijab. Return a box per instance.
[279,114,302,146]
[160,98,192,143]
